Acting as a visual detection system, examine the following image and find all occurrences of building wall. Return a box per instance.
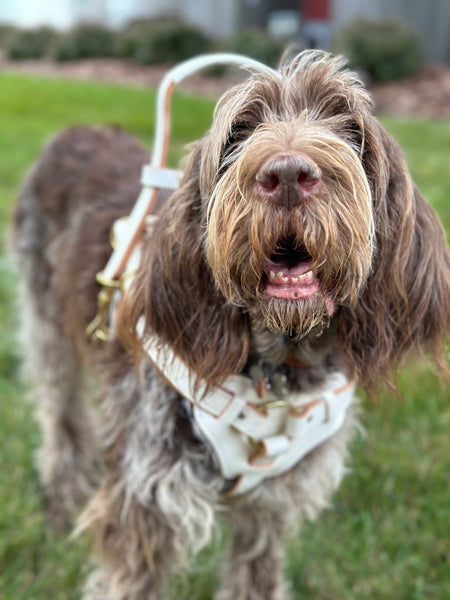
[102,0,139,28]
[332,0,450,62]
[180,0,239,38]
[104,0,239,36]
[0,0,112,30]
[0,0,74,29]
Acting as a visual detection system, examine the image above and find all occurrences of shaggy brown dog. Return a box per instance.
[13,51,449,599]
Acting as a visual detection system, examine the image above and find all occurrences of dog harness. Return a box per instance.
[86,54,356,496]
[143,333,355,496]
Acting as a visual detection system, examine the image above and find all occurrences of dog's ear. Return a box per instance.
[118,142,250,386]
[339,123,449,393]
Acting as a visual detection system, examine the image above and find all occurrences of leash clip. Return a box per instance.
[85,273,122,343]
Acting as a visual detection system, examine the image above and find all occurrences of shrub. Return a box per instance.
[226,29,284,67]
[116,19,211,65]
[5,27,57,60]
[335,19,424,82]
[51,24,115,61]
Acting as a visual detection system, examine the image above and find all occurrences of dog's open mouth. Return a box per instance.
[263,240,320,301]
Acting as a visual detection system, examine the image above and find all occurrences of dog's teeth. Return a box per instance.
[298,271,313,284]
[268,269,314,285]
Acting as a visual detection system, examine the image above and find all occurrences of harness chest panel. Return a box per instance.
[142,333,355,496]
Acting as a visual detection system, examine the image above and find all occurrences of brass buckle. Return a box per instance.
[85,272,122,343]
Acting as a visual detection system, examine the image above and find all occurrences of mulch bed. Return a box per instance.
[369,64,450,120]
[2,56,450,119]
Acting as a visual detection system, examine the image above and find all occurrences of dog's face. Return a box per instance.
[123,51,448,391]
[201,56,376,339]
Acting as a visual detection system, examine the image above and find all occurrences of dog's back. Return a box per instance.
[12,125,148,525]
[13,125,148,328]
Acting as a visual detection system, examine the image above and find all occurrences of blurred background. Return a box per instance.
[1,1,450,70]
[0,2,449,600]
[0,0,449,63]
[1,0,450,117]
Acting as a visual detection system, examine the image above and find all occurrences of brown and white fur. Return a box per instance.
[12,51,449,599]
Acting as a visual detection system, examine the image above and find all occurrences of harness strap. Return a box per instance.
[140,165,182,191]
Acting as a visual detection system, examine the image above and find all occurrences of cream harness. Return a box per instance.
[87,54,356,496]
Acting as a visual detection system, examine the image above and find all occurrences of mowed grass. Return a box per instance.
[0,72,449,600]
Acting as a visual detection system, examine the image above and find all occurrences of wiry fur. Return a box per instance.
[12,51,449,599]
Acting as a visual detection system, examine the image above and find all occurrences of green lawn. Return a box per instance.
[0,72,448,600]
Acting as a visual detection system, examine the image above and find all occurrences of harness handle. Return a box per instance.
[86,53,280,342]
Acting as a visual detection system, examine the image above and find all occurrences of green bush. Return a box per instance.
[116,19,211,65]
[225,29,284,67]
[51,24,115,61]
[335,19,424,82]
[5,27,57,60]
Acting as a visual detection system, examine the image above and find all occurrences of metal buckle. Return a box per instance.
[85,272,124,343]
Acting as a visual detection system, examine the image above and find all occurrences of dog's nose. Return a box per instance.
[256,154,321,208]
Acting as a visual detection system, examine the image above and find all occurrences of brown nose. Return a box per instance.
[256,154,321,208]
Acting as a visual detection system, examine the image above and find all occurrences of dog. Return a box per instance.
[12,51,449,599]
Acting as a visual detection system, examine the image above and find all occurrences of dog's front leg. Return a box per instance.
[21,297,99,529]
[79,370,220,600]
[216,498,288,600]
[80,482,181,600]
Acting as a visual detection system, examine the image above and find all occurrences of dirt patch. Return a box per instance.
[2,56,450,118]
[369,64,450,120]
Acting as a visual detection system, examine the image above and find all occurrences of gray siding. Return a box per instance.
[333,0,450,61]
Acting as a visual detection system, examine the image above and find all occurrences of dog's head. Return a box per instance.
[121,51,449,392]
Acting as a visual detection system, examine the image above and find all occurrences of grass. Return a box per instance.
[0,72,448,600]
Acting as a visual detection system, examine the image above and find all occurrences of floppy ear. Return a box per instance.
[339,123,449,393]
[119,142,250,385]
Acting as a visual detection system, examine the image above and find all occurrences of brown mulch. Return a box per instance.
[369,64,450,120]
[2,56,450,119]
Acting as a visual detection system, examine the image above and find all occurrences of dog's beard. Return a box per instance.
[256,293,332,339]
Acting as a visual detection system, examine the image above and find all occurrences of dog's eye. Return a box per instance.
[218,123,252,175]
[345,120,364,153]
[225,123,251,152]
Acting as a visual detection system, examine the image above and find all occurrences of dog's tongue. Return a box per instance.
[264,260,320,300]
